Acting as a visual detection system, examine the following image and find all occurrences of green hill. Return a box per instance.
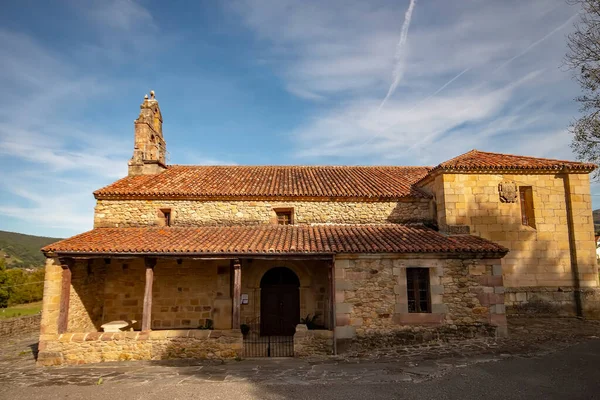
[0,230,62,269]
[594,209,600,235]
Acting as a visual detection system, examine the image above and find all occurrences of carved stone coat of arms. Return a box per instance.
[498,180,518,203]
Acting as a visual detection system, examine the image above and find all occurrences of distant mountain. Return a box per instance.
[594,209,600,235]
[0,230,62,268]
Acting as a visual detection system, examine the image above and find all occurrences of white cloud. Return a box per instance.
[229,0,583,168]
[0,2,153,236]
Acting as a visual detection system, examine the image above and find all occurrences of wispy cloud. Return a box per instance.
[230,0,582,168]
[379,0,417,111]
[0,0,161,236]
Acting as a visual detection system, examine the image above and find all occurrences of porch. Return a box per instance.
[38,224,509,366]
[38,255,335,365]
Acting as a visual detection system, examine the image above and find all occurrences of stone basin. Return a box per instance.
[101,320,136,333]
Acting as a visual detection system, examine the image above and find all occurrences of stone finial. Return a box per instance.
[150,90,155,100]
[144,94,149,100]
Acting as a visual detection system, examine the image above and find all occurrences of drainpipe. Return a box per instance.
[562,169,583,317]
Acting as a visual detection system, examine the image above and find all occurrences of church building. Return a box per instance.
[37,92,600,365]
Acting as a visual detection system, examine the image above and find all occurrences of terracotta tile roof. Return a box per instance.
[430,150,596,173]
[42,225,507,256]
[94,166,432,200]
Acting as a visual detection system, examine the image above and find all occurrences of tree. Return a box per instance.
[0,259,10,308]
[566,0,600,169]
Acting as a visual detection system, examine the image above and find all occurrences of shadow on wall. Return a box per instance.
[387,201,433,224]
[456,174,596,318]
[69,259,107,332]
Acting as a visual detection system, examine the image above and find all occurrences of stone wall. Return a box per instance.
[420,172,599,317]
[94,199,432,227]
[70,259,106,332]
[293,325,333,356]
[152,259,231,330]
[78,258,234,331]
[334,255,506,351]
[505,286,600,317]
[101,259,145,330]
[37,330,243,366]
[0,314,41,337]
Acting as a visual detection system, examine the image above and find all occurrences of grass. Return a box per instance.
[0,301,42,319]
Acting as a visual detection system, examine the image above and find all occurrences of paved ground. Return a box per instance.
[1,318,600,399]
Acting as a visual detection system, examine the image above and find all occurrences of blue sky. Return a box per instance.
[0,0,597,238]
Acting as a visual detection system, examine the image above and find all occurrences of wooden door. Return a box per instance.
[261,285,299,336]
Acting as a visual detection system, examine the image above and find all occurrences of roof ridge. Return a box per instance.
[444,149,596,166]
[95,165,433,199]
[167,164,432,169]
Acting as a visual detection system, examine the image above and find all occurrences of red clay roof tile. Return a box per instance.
[42,225,508,256]
[94,166,432,200]
[432,150,596,172]
[94,151,595,200]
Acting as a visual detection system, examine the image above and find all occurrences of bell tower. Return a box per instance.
[128,91,167,176]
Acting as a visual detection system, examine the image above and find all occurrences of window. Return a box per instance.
[159,209,171,226]
[519,186,535,229]
[274,208,294,225]
[406,268,431,313]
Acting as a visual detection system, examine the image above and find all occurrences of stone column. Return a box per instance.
[142,258,156,331]
[40,257,65,335]
[57,258,74,334]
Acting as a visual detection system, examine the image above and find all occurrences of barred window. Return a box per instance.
[406,268,431,313]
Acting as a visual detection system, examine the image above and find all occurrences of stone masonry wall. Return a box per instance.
[0,314,41,337]
[69,259,106,332]
[94,199,432,227]
[293,325,333,356]
[421,172,599,317]
[334,255,505,351]
[102,259,145,330]
[152,259,231,330]
[37,330,243,366]
[505,286,600,317]
[101,258,233,331]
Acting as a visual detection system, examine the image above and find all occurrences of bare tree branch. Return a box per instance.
[566,0,600,177]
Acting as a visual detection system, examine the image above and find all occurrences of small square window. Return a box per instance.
[159,209,171,227]
[406,268,431,313]
[274,208,294,225]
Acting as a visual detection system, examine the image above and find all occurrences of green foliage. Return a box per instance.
[0,302,42,319]
[0,259,9,308]
[0,258,45,308]
[198,319,214,330]
[0,230,61,269]
[300,313,324,330]
[240,324,250,335]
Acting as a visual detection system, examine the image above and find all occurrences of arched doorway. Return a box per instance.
[260,267,300,336]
